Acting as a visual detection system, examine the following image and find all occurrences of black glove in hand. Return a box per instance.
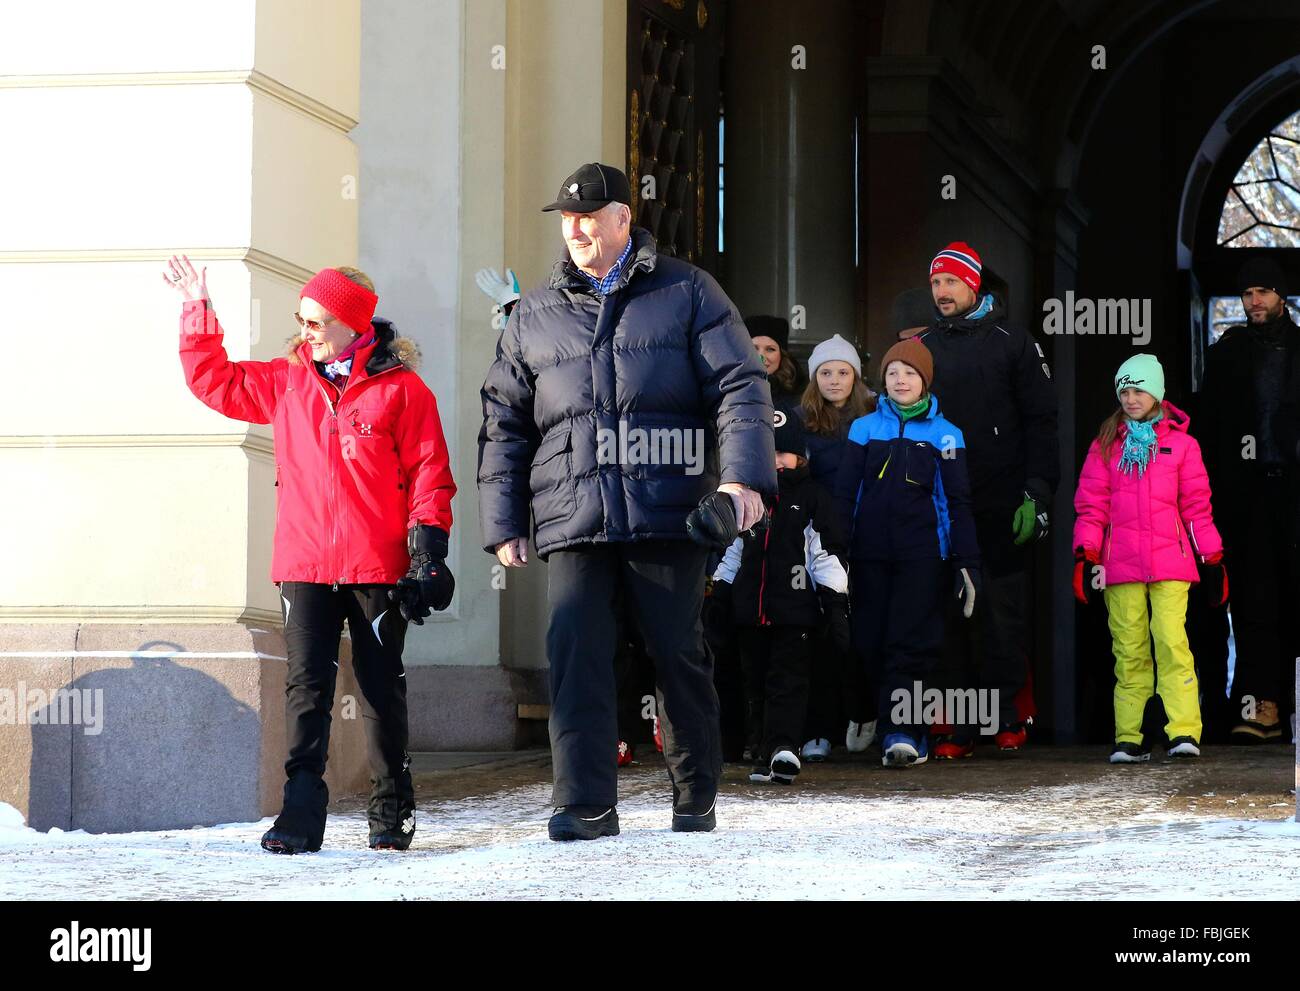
[686,491,739,551]
[388,525,455,625]
[817,587,851,654]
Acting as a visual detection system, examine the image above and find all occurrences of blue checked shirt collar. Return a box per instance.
[575,236,635,296]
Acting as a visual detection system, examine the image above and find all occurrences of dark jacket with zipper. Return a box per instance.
[712,463,847,627]
[802,404,856,491]
[833,395,980,567]
[916,296,1059,514]
[1198,310,1300,541]
[477,226,777,559]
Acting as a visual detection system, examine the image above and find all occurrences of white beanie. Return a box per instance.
[807,334,862,379]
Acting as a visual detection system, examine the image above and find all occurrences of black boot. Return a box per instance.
[548,805,620,841]
[261,773,329,854]
[367,772,416,851]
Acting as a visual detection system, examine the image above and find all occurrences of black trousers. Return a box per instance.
[1224,478,1299,714]
[279,582,413,826]
[802,629,847,743]
[849,558,948,737]
[936,510,1030,731]
[737,624,814,759]
[545,541,720,811]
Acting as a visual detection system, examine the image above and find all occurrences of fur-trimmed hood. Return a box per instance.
[284,317,421,374]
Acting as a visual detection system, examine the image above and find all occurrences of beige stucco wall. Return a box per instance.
[0,1,632,832]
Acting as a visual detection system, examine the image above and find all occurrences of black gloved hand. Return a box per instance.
[953,564,981,619]
[817,587,851,654]
[708,578,735,624]
[388,525,455,625]
[1198,553,1228,608]
[686,490,739,551]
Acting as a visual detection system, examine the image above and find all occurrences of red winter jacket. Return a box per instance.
[179,299,456,586]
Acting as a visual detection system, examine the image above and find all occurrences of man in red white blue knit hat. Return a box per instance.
[915,241,1060,759]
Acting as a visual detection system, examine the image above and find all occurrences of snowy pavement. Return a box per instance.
[2,753,1298,900]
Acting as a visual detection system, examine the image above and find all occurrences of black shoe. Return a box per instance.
[369,809,416,851]
[748,748,800,784]
[368,771,416,850]
[671,798,717,833]
[260,773,329,854]
[1109,741,1151,764]
[1166,736,1201,758]
[548,805,619,842]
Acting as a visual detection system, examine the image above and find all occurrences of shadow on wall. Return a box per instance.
[28,641,259,833]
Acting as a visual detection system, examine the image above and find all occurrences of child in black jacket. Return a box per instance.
[712,405,850,784]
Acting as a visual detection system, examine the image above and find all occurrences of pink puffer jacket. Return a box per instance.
[1072,400,1222,586]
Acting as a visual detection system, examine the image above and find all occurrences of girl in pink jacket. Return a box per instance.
[1072,354,1227,764]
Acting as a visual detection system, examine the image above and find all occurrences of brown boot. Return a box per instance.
[1230,699,1283,743]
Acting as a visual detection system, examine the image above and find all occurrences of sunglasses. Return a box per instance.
[293,312,341,333]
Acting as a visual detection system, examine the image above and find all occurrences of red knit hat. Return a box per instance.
[929,241,982,293]
[300,269,378,335]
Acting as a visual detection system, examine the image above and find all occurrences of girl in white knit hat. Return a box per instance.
[797,333,877,760]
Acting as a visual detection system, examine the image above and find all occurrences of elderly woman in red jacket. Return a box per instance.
[165,254,456,854]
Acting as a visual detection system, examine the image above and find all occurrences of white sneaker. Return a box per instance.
[846,720,876,752]
[800,738,831,762]
[1167,738,1201,758]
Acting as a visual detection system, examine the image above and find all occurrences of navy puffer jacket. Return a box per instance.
[477,227,777,559]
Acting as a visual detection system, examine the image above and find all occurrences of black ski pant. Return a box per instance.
[545,541,721,812]
[279,582,413,830]
[802,628,847,744]
[849,557,947,738]
[1223,477,1299,717]
[736,624,814,759]
[937,509,1030,734]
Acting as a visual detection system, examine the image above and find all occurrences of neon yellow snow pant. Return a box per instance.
[1102,580,1201,745]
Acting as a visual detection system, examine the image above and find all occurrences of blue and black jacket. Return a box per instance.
[832,394,980,566]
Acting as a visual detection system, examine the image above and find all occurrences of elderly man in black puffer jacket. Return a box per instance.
[478,163,776,841]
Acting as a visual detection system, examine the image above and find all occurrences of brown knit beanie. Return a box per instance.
[880,338,933,391]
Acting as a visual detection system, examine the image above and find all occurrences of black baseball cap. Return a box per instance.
[541,163,633,213]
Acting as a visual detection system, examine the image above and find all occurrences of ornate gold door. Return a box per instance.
[626,0,725,273]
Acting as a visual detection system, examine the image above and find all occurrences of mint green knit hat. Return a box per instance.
[1114,353,1165,403]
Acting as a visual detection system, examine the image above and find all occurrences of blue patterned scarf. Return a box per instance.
[1117,412,1163,477]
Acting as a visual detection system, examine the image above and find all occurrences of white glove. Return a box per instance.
[474,267,520,308]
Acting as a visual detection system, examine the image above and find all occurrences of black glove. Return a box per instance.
[817,587,851,654]
[686,491,739,551]
[388,525,455,625]
[953,564,981,619]
[707,578,734,624]
[1198,554,1228,608]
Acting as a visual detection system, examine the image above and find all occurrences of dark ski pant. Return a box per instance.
[736,624,814,759]
[938,509,1030,733]
[850,557,947,738]
[802,628,848,743]
[279,582,413,829]
[1223,478,1299,716]
[545,541,721,812]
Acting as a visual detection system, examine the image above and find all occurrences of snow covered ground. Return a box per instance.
[2,762,1297,900]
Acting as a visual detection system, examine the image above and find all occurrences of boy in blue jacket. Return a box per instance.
[833,339,980,767]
